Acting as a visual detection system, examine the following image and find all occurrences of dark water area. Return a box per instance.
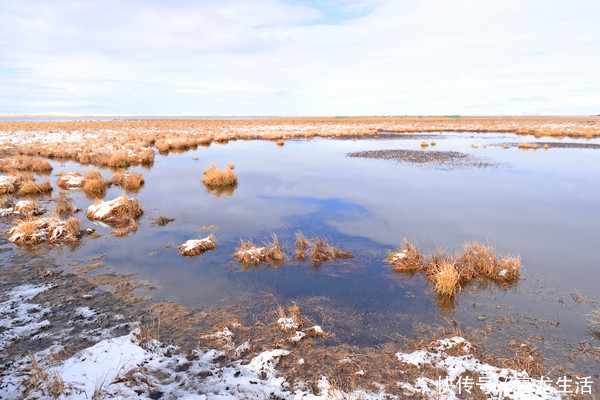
[2,132,599,369]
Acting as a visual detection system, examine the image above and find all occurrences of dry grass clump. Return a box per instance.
[54,192,79,216]
[0,175,21,194]
[518,142,537,150]
[152,216,175,226]
[295,232,310,261]
[420,141,429,148]
[18,179,53,196]
[22,354,67,399]
[202,164,237,189]
[309,239,355,267]
[178,234,216,256]
[9,215,81,245]
[276,140,285,146]
[105,151,130,169]
[111,171,145,191]
[294,233,355,266]
[384,238,425,272]
[234,234,285,267]
[14,200,44,216]
[429,260,460,297]
[386,239,522,299]
[86,195,143,227]
[56,172,85,188]
[83,170,109,197]
[0,156,52,173]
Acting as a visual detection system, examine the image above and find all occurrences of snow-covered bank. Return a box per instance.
[0,281,565,400]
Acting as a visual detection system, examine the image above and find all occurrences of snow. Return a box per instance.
[0,175,20,193]
[277,317,299,331]
[395,336,563,399]
[0,284,52,351]
[86,197,128,220]
[58,172,86,188]
[8,216,78,244]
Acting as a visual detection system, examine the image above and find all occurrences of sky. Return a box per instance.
[0,0,598,116]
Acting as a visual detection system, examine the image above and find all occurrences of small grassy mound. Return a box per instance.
[202,164,237,189]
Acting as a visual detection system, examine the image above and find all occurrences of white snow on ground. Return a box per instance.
[0,284,52,351]
[1,325,567,399]
[0,284,566,399]
[395,337,563,400]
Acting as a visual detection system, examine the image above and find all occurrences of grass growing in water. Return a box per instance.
[234,234,284,267]
[111,171,145,191]
[386,239,522,299]
[202,164,237,188]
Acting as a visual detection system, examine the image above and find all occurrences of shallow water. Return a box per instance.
[2,132,600,366]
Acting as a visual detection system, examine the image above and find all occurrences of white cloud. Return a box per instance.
[0,0,598,115]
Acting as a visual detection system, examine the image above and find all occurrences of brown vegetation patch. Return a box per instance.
[86,195,143,227]
[56,172,85,188]
[0,156,52,173]
[111,171,145,191]
[234,234,285,267]
[54,192,79,216]
[82,170,109,197]
[8,216,81,245]
[178,235,216,256]
[202,164,238,189]
[347,149,498,169]
[294,234,355,267]
[152,216,175,226]
[18,179,53,196]
[0,175,20,194]
[386,239,522,300]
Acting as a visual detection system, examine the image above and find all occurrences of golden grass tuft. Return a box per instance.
[384,238,424,272]
[105,151,130,168]
[386,238,522,298]
[83,170,109,197]
[178,234,216,256]
[518,142,535,149]
[56,172,85,188]
[202,164,237,188]
[309,238,355,267]
[420,141,429,148]
[234,234,285,267]
[276,140,285,146]
[18,179,53,196]
[86,196,143,229]
[111,171,145,191]
[0,156,52,173]
[429,260,460,298]
[9,215,81,245]
[295,232,310,261]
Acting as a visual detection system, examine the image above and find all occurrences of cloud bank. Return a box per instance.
[0,0,598,115]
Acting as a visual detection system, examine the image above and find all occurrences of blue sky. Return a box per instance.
[0,0,599,116]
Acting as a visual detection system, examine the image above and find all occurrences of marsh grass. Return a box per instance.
[86,196,143,227]
[308,239,355,267]
[83,171,109,197]
[234,234,285,267]
[202,164,237,188]
[22,353,67,399]
[386,239,522,299]
[56,172,85,188]
[0,156,52,173]
[54,192,79,216]
[178,234,217,256]
[9,215,81,245]
[112,219,138,237]
[111,171,145,191]
[295,232,310,261]
[18,179,53,196]
[384,238,424,272]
